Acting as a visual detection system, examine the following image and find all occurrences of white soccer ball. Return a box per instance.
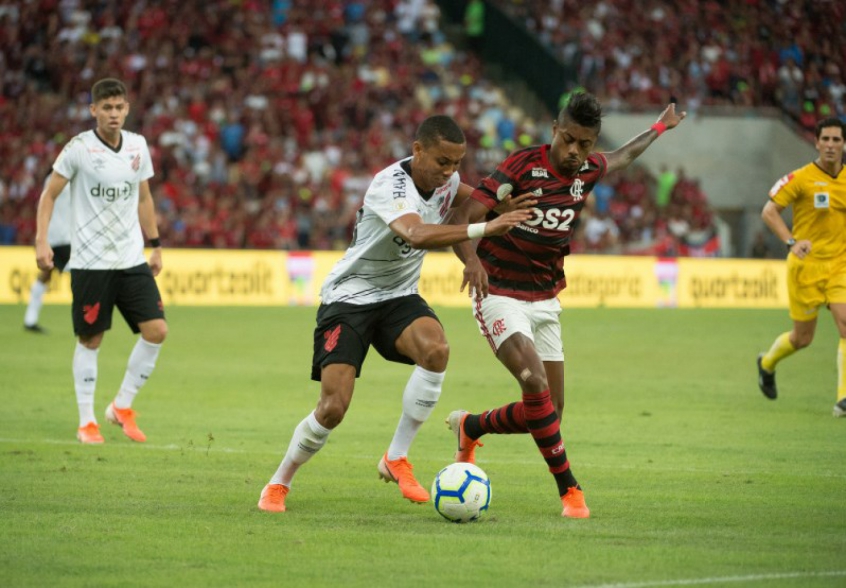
[431,462,491,523]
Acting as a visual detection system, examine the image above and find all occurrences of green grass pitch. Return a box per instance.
[1,304,844,587]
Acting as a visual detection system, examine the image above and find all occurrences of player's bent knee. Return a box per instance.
[419,341,449,372]
[145,320,168,344]
[518,370,548,395]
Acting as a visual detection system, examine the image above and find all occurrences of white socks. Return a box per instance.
[73,342,99,427]
[114,338,162,409]
[387,366,444,460]
[270,411,331,487]
[24,280,47,327]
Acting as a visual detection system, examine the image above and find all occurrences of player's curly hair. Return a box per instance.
[558,92,602,131]
[815,117,845,139]
[416,115,465,147]
[91,78,127,103]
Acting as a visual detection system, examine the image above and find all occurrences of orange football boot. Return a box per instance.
[258,484,289,512]
[76,422,104,444]
[561,486,590,519]
[377,453,430,503]
[446,410,483,464]
[105,402,146,442]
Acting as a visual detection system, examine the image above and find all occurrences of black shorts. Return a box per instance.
[71,263,165,336]
[311,294,440,381]
[52,245,71,272]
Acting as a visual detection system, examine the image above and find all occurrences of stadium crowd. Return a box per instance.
[492,0,846,133]
[0,0,718,256]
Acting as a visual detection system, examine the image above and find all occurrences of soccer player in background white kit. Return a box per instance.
[24,176,71,333]
[35,78,167,445]
[258,115,531,512]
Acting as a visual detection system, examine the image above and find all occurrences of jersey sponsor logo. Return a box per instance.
[570,178,585,201]
[83,302,101,325]
[531,168,549,178]
[491,318,507,336]
[532,188,543,196]
[524,207,577,231]
[324,324,342,352]
[814,192,830,208]
[768,173,793,197]
[90,181,132,202]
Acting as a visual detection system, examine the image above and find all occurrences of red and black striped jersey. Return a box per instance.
[472,145,608,301]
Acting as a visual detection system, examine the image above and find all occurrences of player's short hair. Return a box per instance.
[415,115,465,147]
[815,117,845,139]
[91,78,127,103]
[558,92,603,132]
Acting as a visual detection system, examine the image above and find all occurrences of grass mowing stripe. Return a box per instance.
[573,570,846,588]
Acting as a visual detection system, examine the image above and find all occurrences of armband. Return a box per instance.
[650,121,667,136]
[467,223,487,240]
[149,237,162,248]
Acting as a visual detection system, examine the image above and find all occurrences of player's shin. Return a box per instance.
[73,342,99,426]
[523,389,579,494]
[388,366,444,459]
[270,410,330,487]
[114,338,161,409]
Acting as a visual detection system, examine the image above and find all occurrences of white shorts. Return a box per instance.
[472,294,564,361]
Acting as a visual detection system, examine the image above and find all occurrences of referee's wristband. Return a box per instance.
[467,223,487,240]
[149,237,162,248]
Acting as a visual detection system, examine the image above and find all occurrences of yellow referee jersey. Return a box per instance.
[769,162,846,260]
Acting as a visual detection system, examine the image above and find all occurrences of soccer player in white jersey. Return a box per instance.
[34,78,167,445]
[24,175,71,333]
[258,115,531,512]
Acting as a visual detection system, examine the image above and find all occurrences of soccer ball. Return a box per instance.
[431,462,491,523]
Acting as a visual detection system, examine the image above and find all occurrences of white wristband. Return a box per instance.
[467,223,487,239]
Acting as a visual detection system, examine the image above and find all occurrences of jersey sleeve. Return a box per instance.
[471,155,519,210]
[768,171,799,207]
[591,152,608,180]
[364,172,419,226]
[52,137,83,180]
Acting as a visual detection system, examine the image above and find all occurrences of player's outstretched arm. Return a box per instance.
[34,172,70,271]
[604,102,687,174]
[390,207,530,251]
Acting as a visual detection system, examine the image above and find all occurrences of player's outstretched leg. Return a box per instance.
[445,410,484,464]
[377,454,430,503]
[757,353,778,400]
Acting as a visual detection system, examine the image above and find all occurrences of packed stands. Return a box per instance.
[0,0,721,256]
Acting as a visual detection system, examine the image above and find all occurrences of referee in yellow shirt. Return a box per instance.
[757,117,846,417]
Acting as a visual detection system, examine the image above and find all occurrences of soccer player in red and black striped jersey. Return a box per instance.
[446,92,686,518]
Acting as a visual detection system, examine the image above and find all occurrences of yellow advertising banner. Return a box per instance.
[676,257,788,308]
[560,255,662,308]
[0,246,788,309]
[0,247,73,304]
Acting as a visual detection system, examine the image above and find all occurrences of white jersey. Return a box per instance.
[52,129,154,270]
[47,180,71,247]
[320,157,460,305]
